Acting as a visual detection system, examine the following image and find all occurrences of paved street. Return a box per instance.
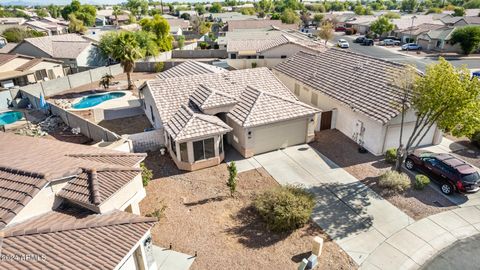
[332,35,480,72]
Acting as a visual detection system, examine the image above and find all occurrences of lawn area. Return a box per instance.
[140,154,357,270]
[310,130,456,220]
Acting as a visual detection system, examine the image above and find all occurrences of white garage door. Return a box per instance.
[253,119,307,155]
[384,123,436,151]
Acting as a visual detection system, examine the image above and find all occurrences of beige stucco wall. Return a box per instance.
[115,230,157,270]
[0,58,31,72]
[141,86,163,129]
[30,61,65,78]
[99,174,145,214]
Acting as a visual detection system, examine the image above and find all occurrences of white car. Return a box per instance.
[337,39,349,48]
[380,39,401,46]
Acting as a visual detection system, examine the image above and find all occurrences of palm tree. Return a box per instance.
[99,73,114,89]
[112,5,123,26]
[111,32,145,90]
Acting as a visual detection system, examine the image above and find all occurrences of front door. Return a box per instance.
[320,111,332,131]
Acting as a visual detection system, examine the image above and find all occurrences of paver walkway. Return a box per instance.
[252,145,414,265]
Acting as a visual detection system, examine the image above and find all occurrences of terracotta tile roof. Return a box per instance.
[145,67,298,125]
[190,84,237,111]
[227,19,297,31]
[274,50,411,124]
[0,208,156,270]
[156,60,227,79]
[0,167,47,229]
[229,86,318,128]
[165,105,232,142]
[57,168,141,210]
[22,34,90,59]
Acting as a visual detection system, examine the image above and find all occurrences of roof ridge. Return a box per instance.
[67,153,147,158]
[86,168,101,206]
[240,86,263,126]
[0,166,46,179]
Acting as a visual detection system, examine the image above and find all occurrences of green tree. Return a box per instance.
[393,59,480,171]
[258,0,274,13]
[35,8,49,18]
[61,0,96,26]
[370,16,395,36]
[133,31,160,57]
[451,26,480,55]
[68,13,87,34]
[426,7,442,14]
[209,2,223,13]
[140,162,153,186]
[317,21,334,45]
[139,14,173,52]
[99,74,114,89]
[1,27,44,42]
[177,35,185,49]
[383,11,401,18]
[463,0,480,8]
[313,14,324,27]
[227,161,238,197]
[280,8,299,24]
[401,0,418,12]
[126,0,149,17]
[194,4,206,15]
[241,7,256,15]
[47,5,60,18]
[453,6,465,16]
[100,32,145,89]
[112,5,123,26]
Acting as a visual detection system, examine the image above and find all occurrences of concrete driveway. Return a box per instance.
[252,145,414,265]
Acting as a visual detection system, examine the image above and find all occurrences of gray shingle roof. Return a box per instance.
[165,104,232,142]
[156,61,227,79]
[274,50,411,124]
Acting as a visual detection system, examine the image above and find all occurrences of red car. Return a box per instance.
[405,152,480,195]
[335,26,346,32]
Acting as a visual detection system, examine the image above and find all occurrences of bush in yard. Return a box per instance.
[227,161,238,197]
[254,185,315,232]
[471,131,480,148]
[141,162,153,187]
[385,148,397,164]
[154,62,165,73]
[379,171,411,192]
[414,174,430,190]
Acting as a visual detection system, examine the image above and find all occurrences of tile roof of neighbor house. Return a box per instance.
[165,104,233,142]
[274,50,411,124]
[166,18,190,29]
[397,23,446,35]
[145,62,318,131]
[21,34,91,59]
[0,133,146,225]
[0,43,17,54]
[57,168,141,210]
[226,29,326,53]
[227,19,298,31]
[190,84,238,110]
[421,27,456,40]
[156,60,227,79]
[0,208,156,270]
[392,15,444,30]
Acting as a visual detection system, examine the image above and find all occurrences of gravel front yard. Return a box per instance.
[140,154,357,270]
[310,130,457,220]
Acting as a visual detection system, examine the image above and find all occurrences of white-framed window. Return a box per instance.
[193,138,215,161]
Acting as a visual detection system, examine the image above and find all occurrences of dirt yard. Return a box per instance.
[98,114,152,135]
[310,130,456,220]
[140,154,357,270]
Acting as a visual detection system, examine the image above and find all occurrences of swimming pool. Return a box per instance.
[0,111,23,125]
[72,92,126,109]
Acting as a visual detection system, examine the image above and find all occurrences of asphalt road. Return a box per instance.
[421,234,480,270]
[332,35,480,72]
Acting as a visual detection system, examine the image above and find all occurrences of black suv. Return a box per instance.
[354,36,366,43]
[362,39,374,46]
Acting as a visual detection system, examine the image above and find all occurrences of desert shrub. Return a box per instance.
[414,174,430,190]
[141,162,153,186]
[251,62,257,68]
[379,171,411,192]
[199,42,208,49]
[154,62,165,73]
[146,200,167,220]
[254,185,314,232]
[471,131,480,147]
[385,148,397,164]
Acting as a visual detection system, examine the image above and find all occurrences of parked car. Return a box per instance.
[354,36,366,43]
[380,36,399,41]
[405,152,480,195]
[380,39,401,46]
[362,39,374,46]
[337,39,349,48]
[401,43,422,50]
[335,26,346,32]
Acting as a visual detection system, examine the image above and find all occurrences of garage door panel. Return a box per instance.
[384,124,436,151]
[253,119,307,155]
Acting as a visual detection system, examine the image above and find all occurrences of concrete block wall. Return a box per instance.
[68,71,92,89]
[126,129,165,152]
[172,49,227,59]
[42,77,71,95]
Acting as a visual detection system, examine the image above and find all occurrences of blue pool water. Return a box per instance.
[72,92,126,109]
[0,111,23,125]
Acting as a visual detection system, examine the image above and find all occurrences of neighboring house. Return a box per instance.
[417,27,471,54]
[0,17,26,33]
[451,16,480,26]
[227,19,298,32]
[345,16,377,34]
[324,13,356,29]
[140,61,318,171]
[166,19,190,36]
[222,29,326,60]
[24,19,68,36]
[96,15,107,27]
[273,50,442,155]
[0,53,65,89]
[206,12,257,23]
[0,133,159,270]
[107,14,130,25]
[394,23,445,43]
[391,15,444,31]
[10,34,107,73]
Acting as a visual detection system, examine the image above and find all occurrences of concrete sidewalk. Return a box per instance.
[253,145,414,265]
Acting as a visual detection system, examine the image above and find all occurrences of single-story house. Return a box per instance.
[0,53,65,89]
[0,133,159,270]
[0,17,26,33]
[273,50,442,155]
[417,27,467,53]
[222,29,326,60]
[206,12,257,23]
[24,19,68,36]
[345,15,377,34]
[9,34,107,73]
[166,18,190,36]
[227,19,298,32]
[391,14,444,32]
[393,23,445,43]
[140,61,318,171]
[107,14,131,25]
